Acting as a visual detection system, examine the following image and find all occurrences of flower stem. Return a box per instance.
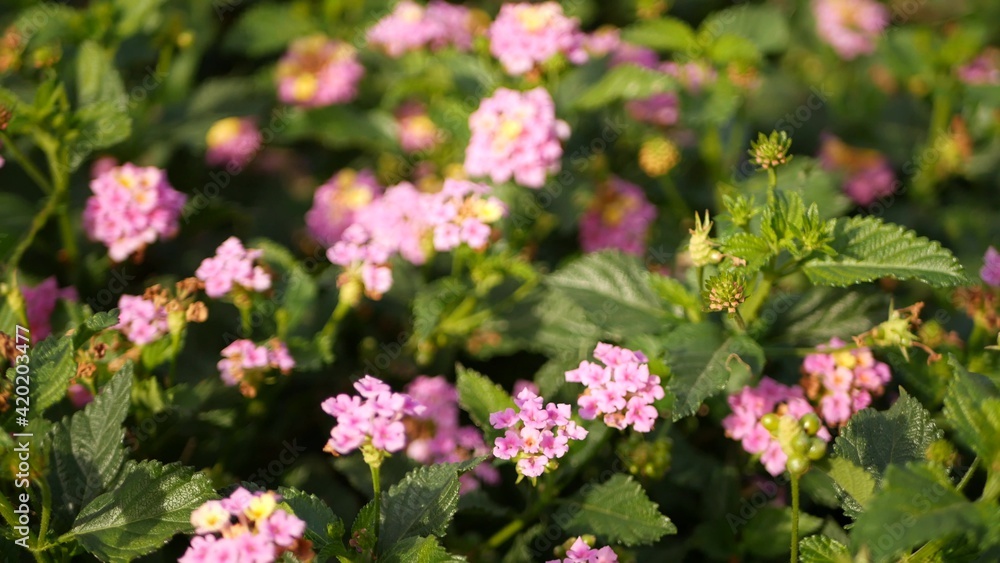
[790,472,800,563]
[37,476,52,547]
[0,131,53,194]
[370,462,382,551]
[486,518,524,549]
[767,168,778,203]
[956,457,979,492]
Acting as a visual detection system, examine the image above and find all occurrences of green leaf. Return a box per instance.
[277,486,347,558]
[278,106,396,150]
[799,535,852,563]
[50,365,133,514]
[802,217,967,287]
[222,3,318,57]
[112,0,164,37]
[721,232,776,274]
[851,463,987,561]
[548,250,667,337]
[566,474,676,546]
[700,5,790,54]
[71,101,133,164]
[741,506,822,558]
[709,34,762,64]
[28,335,75,414]
[531,289,604,359]
[822,457,877,518]
[833,389,942,487]
[382,536,466,563]
[0,193,35,260]
[378,463,463,550]
[76,40,125,107]
[253,239,319,334]
[620,17,698,52]
[662,324,764,420]
[70,460,216,562]
[574,64,676,110]
[351,499,378,556]
[456,365,515,442]
[71,310,120,349]
[763,288,884,346]
[943,357,1000,469]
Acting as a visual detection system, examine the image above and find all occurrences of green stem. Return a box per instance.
[37,476,52,548]
[767,168,778,204]
[239,304,253,338]
[660,176,692,224]
[790,472,800,563]
[8,192,62,271]
[956,457,979,492]
[486,518,524,549]
[320,296,352,342]
[739,272,775,325]
[0,491,16,528]
[46,144,77,270]
[370,463,381,554]
[0,131,53,194]
[983,469,1000,503]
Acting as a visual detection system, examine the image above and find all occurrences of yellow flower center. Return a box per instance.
[492,119,523,152]
[832,350,857,369]
[206,117,243,149]
[601,196,638,226]
[472,199,504,223]
[292,74,319,102]
[244,493,277,522]
[516,5,555,33]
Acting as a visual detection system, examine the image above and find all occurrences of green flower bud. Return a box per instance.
[760,413,780,433]
[748,130,793,170]
[703,271,746,314]
[800,413,821,436]
[688,211,721,267]
[786,455,809,476]
[806,438,827,461]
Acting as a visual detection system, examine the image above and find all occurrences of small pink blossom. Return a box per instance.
[566,343,663,432]
[813,0,889,60]
[800,338,892,426]
[322,375,424,455]
[367,1,474,56]
[217,339,295,395]
[489,2,587,75]
[195,237,271,299]
[183,490,307,563]
[276,35,364,108]
[205,117,262,170]
[579,177,657,257]
[21,276,77,339]
[545,537,620,563]
[115,293,169,345]
[306,169,383,247]
[489,388,587,480]
[981,246,1000,287]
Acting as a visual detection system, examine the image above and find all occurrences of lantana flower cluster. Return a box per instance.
[276,35,364,108]
[982,246,1000,287]
[465,87,569,188]
[800,338,891,426]
[395,101,441,153]
[181,489,310,563]
[958,49,1000,85]
[404,376,500,493]
[812,0,889,60]
[115,280,206,345]
[322,375,425,455]
[579,177,657,256]
[367,1,474,57]
[488,2,587,75]
[326,179,505,299]
[21,276,77,339]
[545,537,619,563]
[818,134,896,206]
[205,117,262,170]
[195,237,272,299]
[722,377,832,476]
[489,388,588,479]
[306,169,383,247]
[565,343,664,432]
[83,163,187,262]
[217,339,295,398]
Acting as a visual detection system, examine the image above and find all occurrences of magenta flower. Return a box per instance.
[489,388,587,480]
[195,237,271,299]
[579,177,657,257]
[67,384,94,409]
[21,276,77,339]
[276,35,364,108]
[182,489,309,563]
[981,246,1000,287]
[82,163,187,262]
[306,168,383,247]
[626,92,679,127]
[115,293,169,345]
[405,376,500,493]
[488,2,587,75]
[322,375,424,455]
[217,339,295,396]
[813,0,889,60]
[464,87,569,188]
[722,377,832,476]
[584,27,621,57]
[205,117,262,170]
[545,537,619,563]
[566,343,664,432]
[958,50,1000,85]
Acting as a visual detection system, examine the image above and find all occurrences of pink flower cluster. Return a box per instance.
[395,101,441,153]
[801,338,891,426]
[465,87,569,188]
[276,35,364,108]
[982,246,1000,287]
[405,376,500,493]
[565,343,664,432]
[180,489,308,563]
[488,2,587,75]
[217,339,295,389]
[367,1,474,56]
[545,537,619,563]
[818,134,896,206]
[579,177,656,256]
[115,294,169,345]
[958,50,1000,85]
[83,163,187,262]
[306,169,383,247]
[722,377,832,476]
[813,0,889,60]
[195,237,272,298]
[326,179,505,299]
[489,388,588,478]
[606,44,686,125]
[21,277,77,339]
[322,375,425,455]
[205,117,262,170]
